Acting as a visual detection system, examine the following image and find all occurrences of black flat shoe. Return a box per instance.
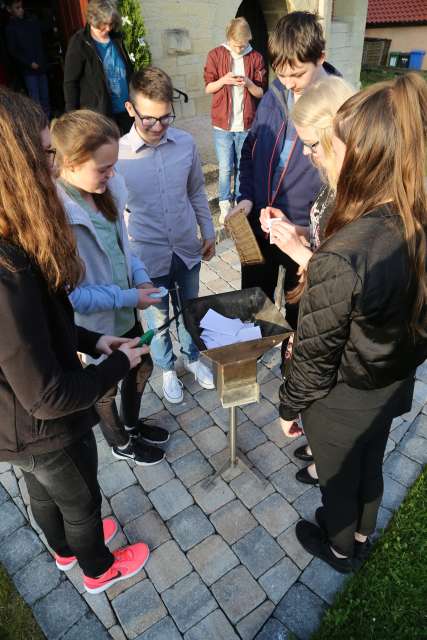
[353,538,372,568]
[295,520,353,574]
[316,507,372,568]
[294,445,314,462]
[296,466,319,485]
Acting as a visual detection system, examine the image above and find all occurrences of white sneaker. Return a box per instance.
[163,370,184,404]
[218,200,232,226]
[184,358,215,389]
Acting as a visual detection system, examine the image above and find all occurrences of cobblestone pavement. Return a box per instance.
[1,238,426,639]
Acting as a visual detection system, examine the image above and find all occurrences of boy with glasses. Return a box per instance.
[118,67,216,404]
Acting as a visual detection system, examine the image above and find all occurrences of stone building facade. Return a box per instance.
[138,0,368,120]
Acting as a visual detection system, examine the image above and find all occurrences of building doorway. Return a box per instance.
[236,0,269,80]
[236,0,288,84]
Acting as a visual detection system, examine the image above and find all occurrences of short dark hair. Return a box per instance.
[269,11,325,70]
[129,67,174,104]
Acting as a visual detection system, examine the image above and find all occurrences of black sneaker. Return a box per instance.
[112,439,165,466]
[125,419,170,445]
[295,520,353,574]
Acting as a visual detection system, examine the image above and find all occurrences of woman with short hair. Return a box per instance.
[63,0,133,134]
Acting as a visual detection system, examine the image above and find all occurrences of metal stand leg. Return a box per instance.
[229,406,237,466]
[202,405,267,488]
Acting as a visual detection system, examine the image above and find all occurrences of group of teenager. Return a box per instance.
[0,2,425,601]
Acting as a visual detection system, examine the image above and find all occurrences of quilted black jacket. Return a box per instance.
[279,204,427,420]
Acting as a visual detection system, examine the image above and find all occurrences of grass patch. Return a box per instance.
[0,564,44,640]
[360,67,427,88]
[312,468,427,640]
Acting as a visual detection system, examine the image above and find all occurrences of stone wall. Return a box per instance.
[138,0,367,118]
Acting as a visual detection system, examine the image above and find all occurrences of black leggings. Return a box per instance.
[95,322,153,447]
[302,400,394,556]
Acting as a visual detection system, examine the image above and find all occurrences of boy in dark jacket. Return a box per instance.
[229,11,340,328]
[5,0,50,116]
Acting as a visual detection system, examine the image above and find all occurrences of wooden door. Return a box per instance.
[57,0,88,44]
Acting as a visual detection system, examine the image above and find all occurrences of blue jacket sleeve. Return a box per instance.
[131,254,151,287]
[238,104,263,204]
[69,284,139,315]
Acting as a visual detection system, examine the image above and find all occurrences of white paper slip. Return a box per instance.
[201,330,236,349]
[200,309,245,336]
[236,326,262,342]
[199,309,263,349]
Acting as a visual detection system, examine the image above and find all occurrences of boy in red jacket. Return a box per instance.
[204,18,267,224]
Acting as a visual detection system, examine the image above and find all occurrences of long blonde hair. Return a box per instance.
[291,76,355,189]
[0,88,82,290]
[51,110,120,222]
[329,72,427,335]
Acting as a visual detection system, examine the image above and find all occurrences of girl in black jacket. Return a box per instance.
[63,0,133,134]
[278,73,427,573]
[0,88,150,594]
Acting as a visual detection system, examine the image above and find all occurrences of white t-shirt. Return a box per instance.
[218,43,252,132]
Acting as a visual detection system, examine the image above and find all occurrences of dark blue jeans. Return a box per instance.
[24,73,50,117]
[10,431,114,578]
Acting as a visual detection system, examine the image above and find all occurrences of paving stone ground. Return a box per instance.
[0,238,426,639]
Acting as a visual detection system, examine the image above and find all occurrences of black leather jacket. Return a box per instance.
[279,205,427,420]
[63,25,133,115]
[0,241,129,460]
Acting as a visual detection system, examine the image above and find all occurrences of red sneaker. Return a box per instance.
[83,543,150,595]
[55,517,118,571]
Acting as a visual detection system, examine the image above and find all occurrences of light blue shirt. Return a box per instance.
[117,125,215,278]
[95,39,128,114]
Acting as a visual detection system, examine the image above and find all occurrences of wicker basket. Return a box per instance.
[225,209,264,266]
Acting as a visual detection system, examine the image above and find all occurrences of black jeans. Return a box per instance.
[10,432,114,578]
[241,227,300,330]
[95,322,153,447]
[302,400,394,556]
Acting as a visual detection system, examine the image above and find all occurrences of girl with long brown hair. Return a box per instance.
[278,72,427,573]
[0,88,150,594]
[51,109,169,468]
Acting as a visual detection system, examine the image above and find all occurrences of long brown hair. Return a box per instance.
[51,110,120,222]
[328,72,427,335]
[0,88,82,289]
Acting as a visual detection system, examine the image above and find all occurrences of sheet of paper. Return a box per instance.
[200,309,245,335]
[236,326,262,342]
[199,309,262,349]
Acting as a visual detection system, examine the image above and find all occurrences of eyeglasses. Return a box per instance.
[302,140,320,154]
[131,104,176,129]
[44,147,56,164]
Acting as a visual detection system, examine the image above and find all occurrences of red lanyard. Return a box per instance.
[267,127,298,207]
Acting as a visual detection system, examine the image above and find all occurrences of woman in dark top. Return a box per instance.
[0,88,149,594]
[63,0,133,134]
[278,73,427,573]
